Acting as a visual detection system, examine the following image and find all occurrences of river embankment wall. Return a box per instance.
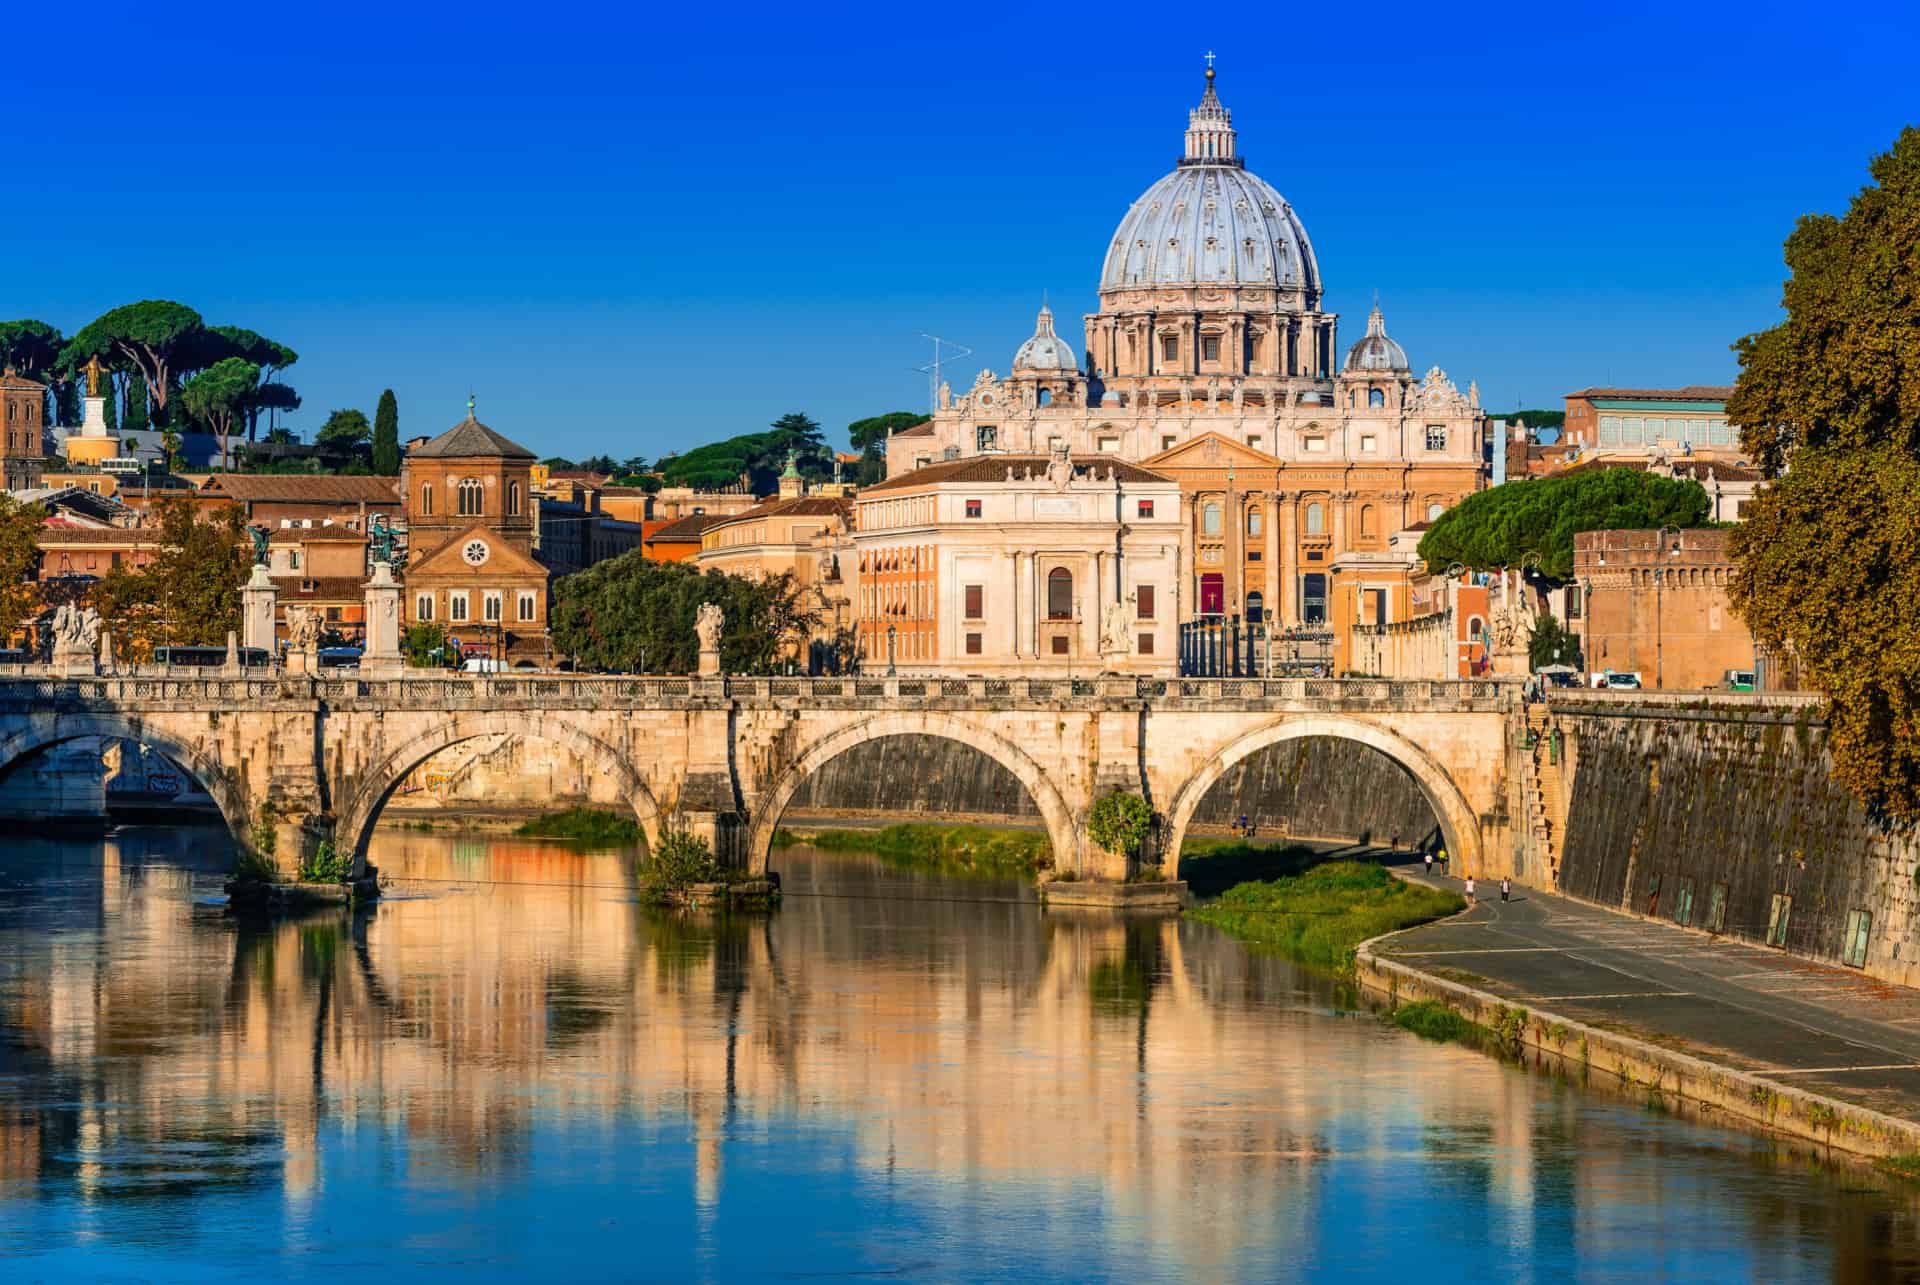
[1548,695,1920,987]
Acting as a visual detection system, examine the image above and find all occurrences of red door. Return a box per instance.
[1200,573,1225,615]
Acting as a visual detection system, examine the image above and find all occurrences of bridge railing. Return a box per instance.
[0,668,1519,709]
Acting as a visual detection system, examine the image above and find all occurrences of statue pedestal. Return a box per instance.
[698,647,720,677]
[286,645,316,677]
[242,565,278,656]
[361,561,405,675]
[52,644,97,677]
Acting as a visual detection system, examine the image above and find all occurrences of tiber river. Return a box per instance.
[4,824,1920,1283]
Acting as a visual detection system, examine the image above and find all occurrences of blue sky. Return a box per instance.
[6,1,1916,458]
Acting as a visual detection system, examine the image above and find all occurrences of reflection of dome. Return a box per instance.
[1098,69,1319,296]
[1013,303,1078,372]
[1344,303,1408,373]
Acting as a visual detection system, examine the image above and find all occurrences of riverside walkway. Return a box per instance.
[1382,863,1920,1126]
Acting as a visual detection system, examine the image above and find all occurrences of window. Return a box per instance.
[1137,499,1155,519]
[1599,415,1622,445]
[1305,502,1325,535]
[1566,589,1582,620]
[517,590,537,622]
[1047,568,1073,619]
[1366,588,1386,626]
[1097,436,1119,452]
[449,591,469,622]
[1843,910,1872,968]
[915,457,931,469]
[483,590,503,622]
[325,606,342,623]
[419,483,434,516]
[1425,425,1446,451]
[1368,388,1386,408]
[1047,435,1064,452]
[1247,435,1263,453]
[965,499,982,519]
[1246,592,1264,624]
[964,584,984,619]
[1766,894,1792,947]
[458,477,484,515]
[1136,585,1155,620]
[976,425,998,451]
[1302,573,1327,624]
[942,446,959,461]
[1036,389,1051,407]
[288,549,302,570]
[1050,636,1069,655]
[1137,632,1154,655]
[416,594,433,621]
[1202,335,1220,362]
[1468,617,1484,641]
[1160,435,1177,452]
[965,632,983,655]
[1202,502,1222,536]
[1359,505,1376,538]
[1161,335,1178,362]
[1360,434,1377,452]
[1427,502,1445,522]
[1303,436,1327,453]
[1247,508,1263,536]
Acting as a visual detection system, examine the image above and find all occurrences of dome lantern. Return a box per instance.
[1183,62,1238,167]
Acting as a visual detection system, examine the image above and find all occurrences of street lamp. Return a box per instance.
[886,624,897,677]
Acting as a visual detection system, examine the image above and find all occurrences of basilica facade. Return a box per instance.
[887,67,1485,629]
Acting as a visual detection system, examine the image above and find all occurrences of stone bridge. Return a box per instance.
[0,671,1525,880]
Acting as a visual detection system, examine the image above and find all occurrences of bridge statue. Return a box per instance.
[695,603,724,677]
[51,604,102,670]
[1101,600,1130,658]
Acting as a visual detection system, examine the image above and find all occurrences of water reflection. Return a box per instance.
[1,825,1918,1281]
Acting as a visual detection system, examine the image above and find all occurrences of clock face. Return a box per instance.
[462,538,490,567]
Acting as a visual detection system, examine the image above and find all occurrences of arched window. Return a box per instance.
[1368,388,1386,408]
[1427,501,1445,522]
[1247,508,1263,537]
[458,478,484,516]
[507,481,521,516]
[419,482,434,516]
[1359,505,1377,538]
[1202,502,1222,536]
[1047,568,1074,620]
[1036,388,1052,407]
[1305,502,1325,535]
[1246,592,1264,625]
[1468,617,1485,641]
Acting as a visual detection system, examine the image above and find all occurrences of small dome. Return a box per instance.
[1013,303,1078,373]
[1344,302,1409,374]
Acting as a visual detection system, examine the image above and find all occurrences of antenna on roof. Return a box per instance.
[914,333,974,417]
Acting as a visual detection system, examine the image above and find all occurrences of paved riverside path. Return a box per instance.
[1380,861,1920,1125]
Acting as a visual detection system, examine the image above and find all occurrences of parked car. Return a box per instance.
[461,657,509,674]
[1723,669,1756,691]
[1593,670,1643,690]
[1535,664,1582,689]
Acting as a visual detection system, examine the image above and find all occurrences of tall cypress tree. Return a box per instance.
[124,373,150,433]
[372,389,400,474]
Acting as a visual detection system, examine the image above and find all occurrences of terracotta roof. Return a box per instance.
[1673,459,1763,483]
[269,575,367,600]
[646,514,730,542]
[268,528,368,544]
[36,527,162,545]
[891,420,936,437]
[706,495,852,527]
[408,413,536,460]
[864,454,1173,492]
[202,475,403,504]
[1565,386,1735,402]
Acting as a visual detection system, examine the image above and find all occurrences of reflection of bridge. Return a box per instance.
[0,672,1522,877]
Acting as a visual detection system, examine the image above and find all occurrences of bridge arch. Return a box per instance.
[1163,713,1484,875]
[337,711,662,864]
[743,712,1080,876]
[0,711,250,841]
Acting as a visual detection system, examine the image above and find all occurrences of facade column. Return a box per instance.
[1264,489,1282,637]
[1277,492,1299,626]
[1177,501,1195,623]
[1224,484,1242,615]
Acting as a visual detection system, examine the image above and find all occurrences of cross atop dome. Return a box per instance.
[1183,56,1238,166]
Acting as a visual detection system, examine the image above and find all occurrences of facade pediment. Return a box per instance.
[408,525,547,579]
[1142,432,1284,470]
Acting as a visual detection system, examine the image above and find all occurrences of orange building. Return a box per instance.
[1,367,47,491]
[642,514,725,563]
[1573,528,1761,690]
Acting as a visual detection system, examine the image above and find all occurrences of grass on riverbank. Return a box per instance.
[1393,999,1482,1043]
[515,807,642,846]
[773,823,1051,878]
[1176,838,1330,898]
[1187,860,1464,974]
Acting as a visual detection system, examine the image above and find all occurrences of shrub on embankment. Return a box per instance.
[516,807,642,846]
[773,823,1051,878]
[1187,861,1463,974]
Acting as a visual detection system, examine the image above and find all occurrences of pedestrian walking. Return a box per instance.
[1236,812,1249,838]
[1423,850,1433,877]
[1437,846,1449,875]
[1500,877,1511,903]
[1465,876,1476,906]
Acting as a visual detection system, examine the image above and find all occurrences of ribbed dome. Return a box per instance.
[1343,303,1408,373]
[1098,70,1320,296]
[1012,303,1078,372]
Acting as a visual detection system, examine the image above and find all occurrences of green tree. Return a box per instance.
[0,496,44,648]
[249,382,303,441]
[549,554,821,674]
[1727,127,1920,820]
[372,389,400,474]
[1526,612,1582,671]
[122,372,149,433]
[1088,791,1155,860]
[63,301,206,422]
[316,408,371,447]
[181,358,261,470]
[0,320,68,425]
[847,411,927,451]
[403,621,452,668]
[1416,466,1711,580]
[160,430,183,472]
[90,497,250,658]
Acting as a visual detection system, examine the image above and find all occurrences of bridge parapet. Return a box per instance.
[0,669,1518,714]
